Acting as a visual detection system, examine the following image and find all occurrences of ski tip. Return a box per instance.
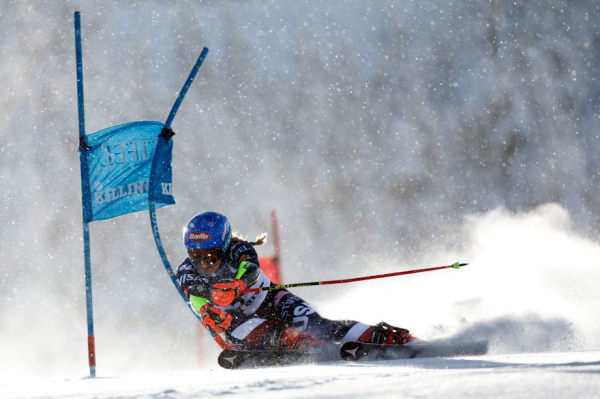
[218,350,241,370]
[340,342,362,362]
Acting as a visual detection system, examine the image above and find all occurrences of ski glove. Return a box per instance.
[211,279,247,307]
[200,304,232,335]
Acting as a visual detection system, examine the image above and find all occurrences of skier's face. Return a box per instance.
[188,248,223,275]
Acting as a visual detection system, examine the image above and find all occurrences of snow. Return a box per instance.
[3,351,600,398]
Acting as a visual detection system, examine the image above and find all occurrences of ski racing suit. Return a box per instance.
[176,239,373,350]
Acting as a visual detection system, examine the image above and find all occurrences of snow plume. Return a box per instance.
[318,203,600,354]
[450,203,600,353]
[451,315,577,354]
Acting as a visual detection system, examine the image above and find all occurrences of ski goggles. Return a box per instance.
[187,247,223,265]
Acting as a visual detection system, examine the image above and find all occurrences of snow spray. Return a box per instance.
[319,203,600,354]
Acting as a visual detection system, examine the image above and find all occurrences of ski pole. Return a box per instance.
[242,262,467,293]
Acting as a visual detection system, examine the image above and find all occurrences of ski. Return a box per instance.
[340,339,489,362]
[218,343,344,369]
[218,348,320,369]
[218,340,489,369]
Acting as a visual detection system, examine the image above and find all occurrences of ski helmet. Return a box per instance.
[183,211,232,254]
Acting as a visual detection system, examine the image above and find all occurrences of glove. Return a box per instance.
[211,279,247,307]
[200,304,232,335]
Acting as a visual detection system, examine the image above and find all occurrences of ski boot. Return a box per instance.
[358,322,424,346]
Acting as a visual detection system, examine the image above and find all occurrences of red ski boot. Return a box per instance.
[358,322,425,346]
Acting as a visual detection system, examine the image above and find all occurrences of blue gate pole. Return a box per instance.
[164,47,209,129]
[149,46,236,349]
[149,47,209,319]
[74,11,97,378]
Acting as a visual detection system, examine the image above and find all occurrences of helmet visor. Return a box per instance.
[188,247,223,268]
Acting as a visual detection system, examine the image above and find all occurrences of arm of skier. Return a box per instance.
[176,260,232,334]
[211,243,261,306]
[189,294,232,334]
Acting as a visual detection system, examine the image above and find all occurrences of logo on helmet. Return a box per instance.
[188,231,211,241]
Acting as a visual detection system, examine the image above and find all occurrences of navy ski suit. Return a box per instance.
[176,239,371,350]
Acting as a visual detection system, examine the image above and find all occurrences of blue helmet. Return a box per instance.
[183,211,232,254]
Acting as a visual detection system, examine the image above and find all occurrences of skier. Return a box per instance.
[176,211,417,351]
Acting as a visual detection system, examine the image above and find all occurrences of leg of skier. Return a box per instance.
[224,290,416,350]
[269,291,417,346]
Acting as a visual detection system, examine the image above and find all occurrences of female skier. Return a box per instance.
[176,211,416,351]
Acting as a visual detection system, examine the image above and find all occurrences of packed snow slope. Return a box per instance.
[3,351,600,398]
